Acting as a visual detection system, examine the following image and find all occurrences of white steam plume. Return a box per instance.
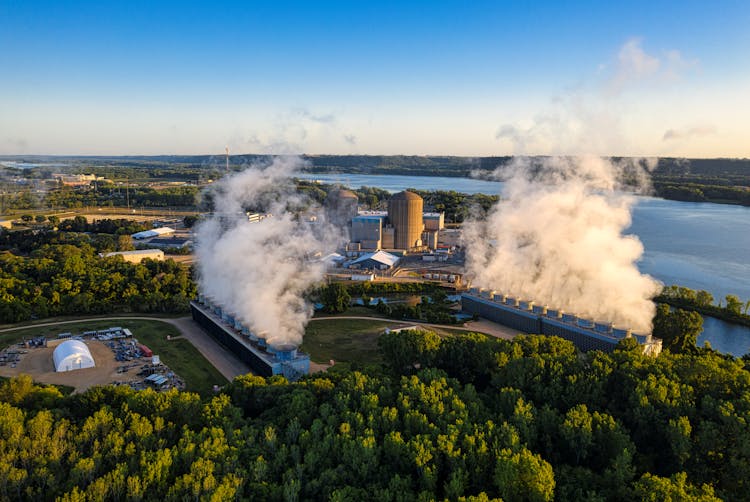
[463,156,662,332]
[195,156,342,347]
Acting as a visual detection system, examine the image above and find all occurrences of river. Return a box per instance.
[298,172,750,355]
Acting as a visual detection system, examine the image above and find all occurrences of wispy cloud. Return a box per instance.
[663,125,717,141]
[607,38,698,94]
[343,134,357,145]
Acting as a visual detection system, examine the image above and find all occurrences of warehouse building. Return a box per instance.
[53,340,96,372]
[346,250,400,270]
[461,289,662,355]
[132,227,175,239]
[102,249,165,263]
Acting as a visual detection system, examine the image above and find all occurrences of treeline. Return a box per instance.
[43,185,199,209]
[656,285,750,328]
[56,216,150,235]
[3,331,750,499]
[654,182,750,206]
[0,241,195,323]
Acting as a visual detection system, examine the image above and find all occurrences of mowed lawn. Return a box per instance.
[0,319,227,396]
[302,319,395,365]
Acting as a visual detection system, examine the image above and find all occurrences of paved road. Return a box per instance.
[0,314,519,381]
[310,315,520,340]
[0,316,251,381]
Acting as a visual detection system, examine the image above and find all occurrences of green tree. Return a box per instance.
[320,283,350,314]
[653,304,703,353]
[695,290,714,307]
[725,295,743,315]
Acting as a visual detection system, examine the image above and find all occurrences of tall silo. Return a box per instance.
[388,190,424,250]
[325,189,359,230]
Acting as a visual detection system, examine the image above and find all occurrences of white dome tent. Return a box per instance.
[52,340,95,372]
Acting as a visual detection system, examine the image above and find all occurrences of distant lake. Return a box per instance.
[0,161,69,169]
[299,171,750,355]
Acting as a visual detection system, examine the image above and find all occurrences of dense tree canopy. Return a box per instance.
[0,242,195,322]
[1,331,748,500]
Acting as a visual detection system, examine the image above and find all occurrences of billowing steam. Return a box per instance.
[463,156,662,332]
[195,157,342,347]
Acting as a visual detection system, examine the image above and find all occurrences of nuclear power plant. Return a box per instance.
[334,189,444,254]
[190,295,310,380]
[461,288,662,355]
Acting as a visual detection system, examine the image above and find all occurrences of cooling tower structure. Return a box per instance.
[325,189,359,230]
[461,289,662,356]
[190,295,310,380]
[388,190,424,251]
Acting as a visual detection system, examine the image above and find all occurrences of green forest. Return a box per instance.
[2,331,748,500]
[0,240,195,323]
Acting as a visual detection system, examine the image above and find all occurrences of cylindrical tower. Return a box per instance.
[388,190,424,250]
[325,189,359,229]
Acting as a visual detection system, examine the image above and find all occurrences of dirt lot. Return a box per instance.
[0,338,136,393]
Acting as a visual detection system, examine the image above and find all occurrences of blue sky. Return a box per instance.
[1,0,748,156]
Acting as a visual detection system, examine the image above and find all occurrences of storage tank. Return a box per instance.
[388,191,424,250]
[325,189,359,229]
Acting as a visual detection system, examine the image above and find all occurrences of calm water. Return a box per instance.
[303,172,750,355]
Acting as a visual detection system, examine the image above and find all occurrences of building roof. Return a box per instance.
[349,250,400,268]
[103,249,164,258]
[390,190,422,201]
[148,237,191,247]
[53,340,95,372]
[131,227,175,239]
[331,189,358,199]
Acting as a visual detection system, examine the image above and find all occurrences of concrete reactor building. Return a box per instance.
[325,189,359,231]
[388,190,424,251]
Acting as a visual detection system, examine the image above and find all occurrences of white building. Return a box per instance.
[102,249,165,263]
[132,227,175,240]
[53,340,95,372]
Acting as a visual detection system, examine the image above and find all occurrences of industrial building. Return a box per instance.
[350,214,385,251]
[102,249,165,263]
[53,340,96,372]
[148,237,192,249]
[423,212,445,231]
[132,227,175,239]
[190,297,310,380]
[346,191,445,255]
[346,250,400,270]
[461,289,662,355]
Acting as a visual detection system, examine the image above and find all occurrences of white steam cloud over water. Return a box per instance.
[463,156,662,332]
[195,157,342,347]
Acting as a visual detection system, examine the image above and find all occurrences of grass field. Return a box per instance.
[302,319,396,365]
[0,319,227,396]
